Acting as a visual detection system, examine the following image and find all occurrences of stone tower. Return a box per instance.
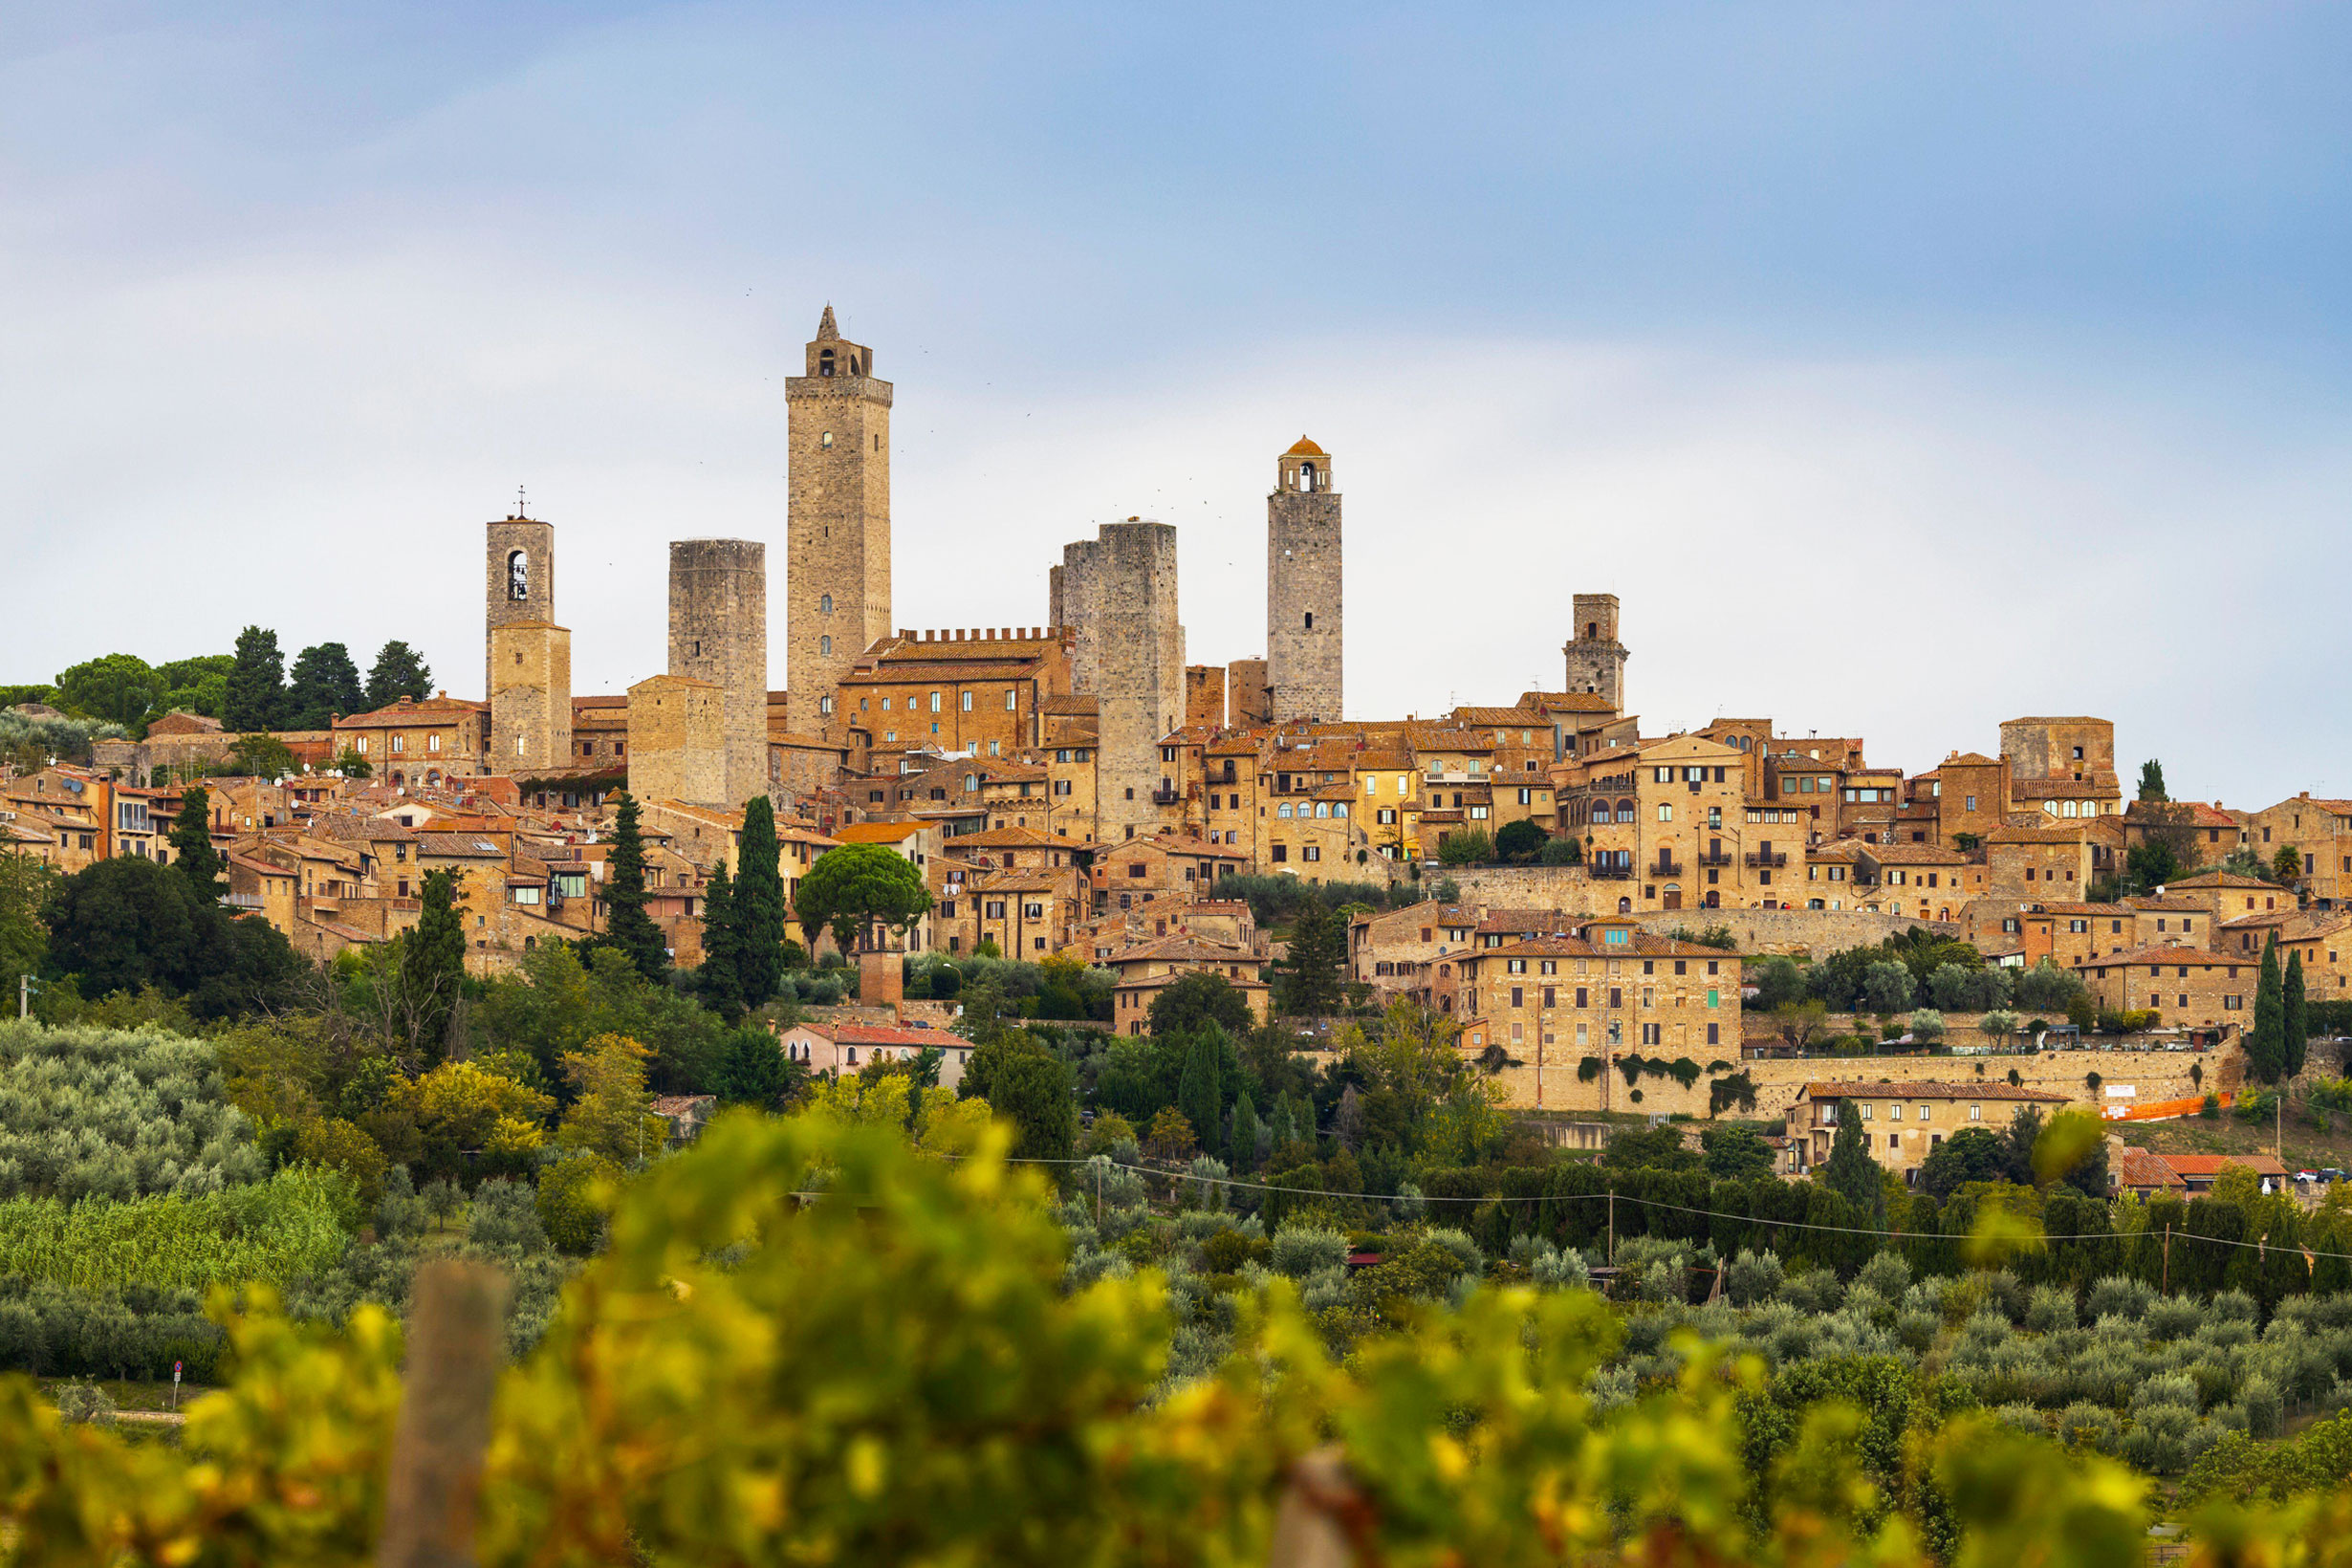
[785,305,891,736]
[485,508,555,704]
[1267,438,1341,723]
[1184,664,1226,730]
[667,538,768,808]
[1561,593,1628,711]
[1227,659,1272,729]
[1056,520,1183,842]
[489,621,572,775]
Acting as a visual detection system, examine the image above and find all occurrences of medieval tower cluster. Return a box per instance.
[476,303,1619,835]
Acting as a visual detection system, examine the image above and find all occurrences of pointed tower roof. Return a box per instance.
[816,304,838,340]
[1283,436,1327,457]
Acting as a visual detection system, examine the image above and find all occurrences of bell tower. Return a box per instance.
[1561,593,1627,712]
[785,305,892,736]
[485,499,554,706]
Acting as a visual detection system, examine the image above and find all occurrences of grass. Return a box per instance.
[2128,1103,2352,1172]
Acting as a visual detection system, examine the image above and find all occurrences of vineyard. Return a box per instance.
[0,1166,347,1292]
[9,1116,2352,1566]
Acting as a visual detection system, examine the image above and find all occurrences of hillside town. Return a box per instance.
[7,309,2348,1143]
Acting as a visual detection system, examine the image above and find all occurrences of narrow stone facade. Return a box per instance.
[1185,664,1226,730]
[627,674,726,806]
[1561,593,1628,710]
[785,306,891,736]
[489,621,572,775]
[667,538,768,808]
[485,511,555,705]
[1057,520,1183,842]
[1228,658,1271,728]
[1267,438,1342,723]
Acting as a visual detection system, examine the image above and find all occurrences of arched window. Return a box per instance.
[1585,621,1599,640]
[507,550,529,601]
[1616,797,1636,822]
[1299,462,1317,491]
[819,350,835,377]
[819,695,835,716]
[1618,897,1632,915]
[820,635,832,656]
[820,594,833,612]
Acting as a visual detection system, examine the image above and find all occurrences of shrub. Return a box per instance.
[0,1019,265,1201]
[2025,1284,2077,1333]
[1269,1224,1349,1279]
[1724,1249,1785,1307]
[2085,1275,2153,1323]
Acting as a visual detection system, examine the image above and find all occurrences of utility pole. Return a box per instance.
[2162,1223,2171,1294]
[1607,1185,1616,1265]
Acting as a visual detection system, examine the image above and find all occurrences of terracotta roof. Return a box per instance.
[2161,1153,2287,1178]
[2123,897,2204,912]
[1282,436,1327,457]
[2115,1146,2186,1190]
[414,833,509,859]
[2128,804,2243,830]
[799,1020,955,1048]
[1100,934,1258,967]
[333,695,487,727]
[2167,870,2272,889]
[831,822,927,845]
[947,825,1063,849]
[1860,842,1967,865]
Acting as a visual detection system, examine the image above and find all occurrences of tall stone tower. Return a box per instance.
[627,674,726,807]
[667,538,768,808]
[1267,438,1341,723]
[485,507,555,704]
[490,621,572,774]
[1561,593,1628,711]
[1057,520,1183,842]
[785,306,891,736]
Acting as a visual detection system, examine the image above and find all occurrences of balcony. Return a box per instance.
[1649,860,1685,878]
[1696,851,1735,867]
[1591,863,1634,880]
[1150,790,1181,806]
[1745,851,1789,869]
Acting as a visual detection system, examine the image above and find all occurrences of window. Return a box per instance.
[1657,803,1673,822]
[820,635,833,656]
[1304,846,1320,861]
[1005,690,1017,710]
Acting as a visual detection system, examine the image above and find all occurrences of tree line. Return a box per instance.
[28,629,433,737]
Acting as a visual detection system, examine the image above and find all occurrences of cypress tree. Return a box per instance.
[2284,949,2309,1080]
[1822,1099,1886,1229]
[220,625,286,732]
[363,641,432,710]
[1272,896,1345,1015]
[401,867,468,1064]
[1177,1030,1222,1158]
[699,860,744,1019]
[603,791,668,983]
[167,786,222,904]
[1228,1087,1260,1173]
[2250,934,2284,1084]
[733,795,787,1004]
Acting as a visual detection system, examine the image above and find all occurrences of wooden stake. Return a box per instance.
[2162,1223,2171,1294]
[379,1259,510,1568]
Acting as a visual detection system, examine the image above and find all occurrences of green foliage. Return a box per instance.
[0,1166,348,1292]
[281,643,365,730]
[2284,948,2309,1078]
[1218,874,1414,930]
[2137,758,2167,801]
[1746,953,1804,1011]
[0,1020,265,1200]
[42,854,305,1021]
[1492,817,1548,863]
[220,625,287,732]
[793,841,932,956]
[1271,895,1345,1015]
[599,791,668,984]
[1701,1125,1774,1180]
[1601,1124,1697,1171]
[537,1154,621,1254]
[53,654,160,730]
[361,640,432,710]
[2249,934,2284,1084]
[228,731,298,778]
[1147,970,1254,1038]
[1863,960,1915,1014]
[2012,958,2089,1014]
[1436,827,1493,866]
[399,867,468,1065]
[0,848,55,1010]
[1175,1027,1227,1158]
[1823,1100,1886,1228]
[731,795,789,1003]
[694,860,744,1018]
[1536,834,1582,865]
[2275,844,2303,885]
[168,786,223,904]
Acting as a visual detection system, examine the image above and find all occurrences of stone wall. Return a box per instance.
[1185,664,1226,730]
[1629,906,1958,954]
[1228,658,1271,728]
[489,621,571,774]
[1481,1039,2238,1122]
[627,674,725,806]
[667,538,768,809]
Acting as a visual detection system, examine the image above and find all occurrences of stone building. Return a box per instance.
[832,626,1073,767]
[1228,658,1272,729]
[667,538,768,808]
[1185,664,1226,730]
[1267,438,1342,723]
[785,306,892,736]
[489,621,572,776]
[485,507,555,707]
[626,674,726,807]
[333,695,488,787]
[1560,594,1628,711]
[1053,520,1183,842]
[1999,716,2117,790]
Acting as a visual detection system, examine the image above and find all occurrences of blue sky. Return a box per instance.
[4,3,2347,803]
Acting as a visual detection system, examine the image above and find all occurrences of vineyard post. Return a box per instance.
[1607,1186,1616,1265]
[379,1258,511,1568]
[2163,1224,2171,1293]
[1094,1159,1101,1228]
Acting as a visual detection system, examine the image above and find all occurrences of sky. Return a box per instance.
[3,2,2348,805]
